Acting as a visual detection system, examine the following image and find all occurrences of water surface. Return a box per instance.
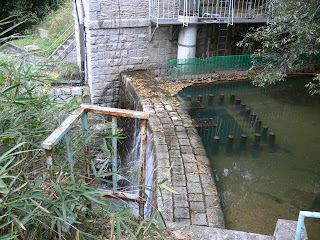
[179,76,320,239]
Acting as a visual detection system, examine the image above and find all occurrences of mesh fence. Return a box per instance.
[159,54,320,80]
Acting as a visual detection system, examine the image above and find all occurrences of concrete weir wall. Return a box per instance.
[120,72,225,227]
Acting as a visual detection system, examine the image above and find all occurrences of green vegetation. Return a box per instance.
[57,61,81,80]
[0,46,167,239]
[0,0,68,33]
[239,0,320,93]
[10,0,74,57]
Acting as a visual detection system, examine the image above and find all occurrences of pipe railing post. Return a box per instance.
[139,119,148,220]
[112,116,118,190]
[295,211,320,240]
[65,132,75,181]
[81,112,90,184]
[45,149,56,181]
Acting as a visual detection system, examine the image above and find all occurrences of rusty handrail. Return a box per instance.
[41,105,149,150]
[41,104,149,220]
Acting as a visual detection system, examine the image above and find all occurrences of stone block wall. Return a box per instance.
[79,0,250,107]
[81,0,179,107]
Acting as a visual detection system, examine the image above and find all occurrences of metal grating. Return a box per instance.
[192,118,217,127]
[190,101,205,109]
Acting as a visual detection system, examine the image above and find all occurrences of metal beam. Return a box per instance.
[81,104,149,119]
[41,107,86,150]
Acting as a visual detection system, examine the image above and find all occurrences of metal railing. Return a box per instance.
[295,211,320,240]
[41,104,149,219]
[33,23,74,56]
[149,0,271,25]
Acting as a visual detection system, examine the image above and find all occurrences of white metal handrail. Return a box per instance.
[295,211,320,240]
[33,23,74,55]
[149,0,271,25]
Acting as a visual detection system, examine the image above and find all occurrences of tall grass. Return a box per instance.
[0,52,167,239]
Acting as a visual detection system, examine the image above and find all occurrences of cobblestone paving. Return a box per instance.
[122,72,225,228]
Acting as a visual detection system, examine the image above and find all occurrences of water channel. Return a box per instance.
[179,76,320,239]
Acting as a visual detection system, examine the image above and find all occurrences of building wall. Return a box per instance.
[80,0,250,107]
[81,0,180,107]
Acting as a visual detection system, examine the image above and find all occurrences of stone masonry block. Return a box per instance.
[190,201,205,213]
[180,146,193,154]
[170,157,183,166]
[186,173,200,183]
[179,138,191,146]
[89,3,101,12]
[172,174,186,187]
[169,149,181,158]
[187,182,203,194]
[172,166,185,175]
[174,207,190,219]
[191,213,207,226]
[188,193,203,202]
[182,154,196,163]
[184,163,198,173]
[173,194,189,208]
[173,186,187,195]
[205,195,220,209]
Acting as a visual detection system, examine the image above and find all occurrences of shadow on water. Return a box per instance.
[179,76,320,239]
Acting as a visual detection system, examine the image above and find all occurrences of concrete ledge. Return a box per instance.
[166,223,274,240]
[274,219,307,240]
[84,18,149,29]
[5,42,24,53]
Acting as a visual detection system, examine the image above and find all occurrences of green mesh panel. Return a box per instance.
[162,54,319,75]
[163,55,263,74]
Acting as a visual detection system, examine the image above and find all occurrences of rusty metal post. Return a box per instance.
[45,149,56,182]
[81,112,90,184]
[65,132,75,181]
[139,119,148,221]
[112,116,118,190]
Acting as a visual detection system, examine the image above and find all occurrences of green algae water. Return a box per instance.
[179,76,320,239]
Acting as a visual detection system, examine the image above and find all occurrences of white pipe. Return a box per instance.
[177,15,198,59]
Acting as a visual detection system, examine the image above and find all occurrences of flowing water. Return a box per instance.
[179,76,320,239]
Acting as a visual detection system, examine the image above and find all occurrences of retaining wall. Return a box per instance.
[119,71,225,227]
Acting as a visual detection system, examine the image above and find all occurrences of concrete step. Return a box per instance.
[167,223,274,240]
[50,32,75,61]
[273,219,307,240]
